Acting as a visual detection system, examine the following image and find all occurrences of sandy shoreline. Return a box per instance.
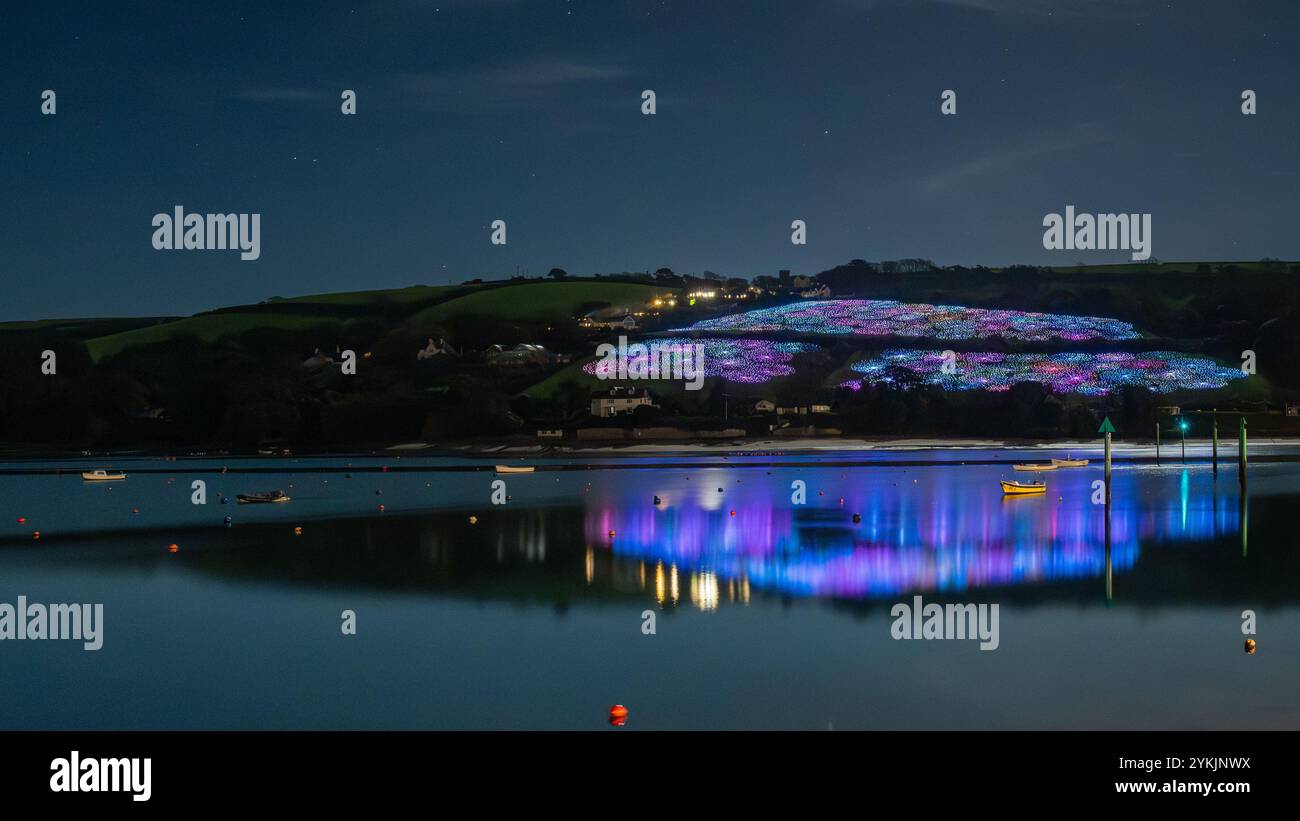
[5,435,1300,462]
[394,436,1300,457]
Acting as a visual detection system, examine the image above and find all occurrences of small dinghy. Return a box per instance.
[82,469,126,481]
[495,465,535,474]
[237,490,291,504]
[1001,479,1047,495]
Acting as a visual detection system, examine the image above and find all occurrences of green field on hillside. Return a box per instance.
[82,280,669,361]
[0,317,175,335]
[409,281,667,325]
[86,312,346,361]
[268,284,468,305]
[520,357,606,399]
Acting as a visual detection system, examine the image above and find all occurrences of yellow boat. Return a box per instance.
[1001,479,1047,495]
[1012,463,1057,472]
[495,465,535,474]
[1051,457,1089,467]
[81,470,126,481]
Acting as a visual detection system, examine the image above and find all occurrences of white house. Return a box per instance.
[590,387,655,417]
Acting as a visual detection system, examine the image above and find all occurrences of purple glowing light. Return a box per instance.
[678,299,1140,342]
[582,337,816,384]
[841,350,1246,396]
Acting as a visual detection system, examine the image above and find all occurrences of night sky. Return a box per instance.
[3,0,1298,321]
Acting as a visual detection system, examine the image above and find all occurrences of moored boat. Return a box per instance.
[237,490,291,504]
[1051,457,1089,467]
[1001,479,1047,495]
[495,465,535,474]
[1012,463,1057,472]
[81,470,126,481]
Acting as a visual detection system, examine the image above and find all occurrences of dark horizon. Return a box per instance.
[5,0,1299,321]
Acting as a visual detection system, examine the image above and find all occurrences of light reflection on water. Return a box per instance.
[579,465,1241,602]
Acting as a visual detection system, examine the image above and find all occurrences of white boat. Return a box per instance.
[81,470,126,481]
[1012,463,1057,472]
[1051,457,1089,467]
[495,465,535,474]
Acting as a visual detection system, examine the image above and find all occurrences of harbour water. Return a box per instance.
[0,447,1296,729]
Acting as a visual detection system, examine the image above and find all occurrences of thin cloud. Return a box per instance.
[396,58,629,109]
[236,88,333,103]
[920,127,1109,194]
[835,0,1151,16]
[400,59,627,93]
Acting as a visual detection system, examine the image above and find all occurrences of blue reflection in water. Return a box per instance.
[583,467,1237,600]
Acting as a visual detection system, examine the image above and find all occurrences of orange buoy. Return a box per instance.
[132,508,140,514]
[608,530,616,538]
[378,504,386,512]
[167,543,179,553]
[17,517,25,524]
[1245,638,1256,655]
[293,526,303,536]
[468,515,478,524]
[729,510,735,517]
[608,704,629,726]
[32,531,40,540]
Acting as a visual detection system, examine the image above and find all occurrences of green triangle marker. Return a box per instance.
[1098,417,1116,434]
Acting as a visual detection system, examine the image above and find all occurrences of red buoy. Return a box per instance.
[608,704,629,726]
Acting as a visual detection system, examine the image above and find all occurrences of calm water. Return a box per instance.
[1,448,1297,729]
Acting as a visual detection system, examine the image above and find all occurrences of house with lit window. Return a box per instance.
[590,387,655,417]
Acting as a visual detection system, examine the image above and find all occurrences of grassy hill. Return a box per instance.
[2,266,1295,451]
[267,284,465,305]
[80,280,665,362]
[85,312,349,361]
[408,281,666,325]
